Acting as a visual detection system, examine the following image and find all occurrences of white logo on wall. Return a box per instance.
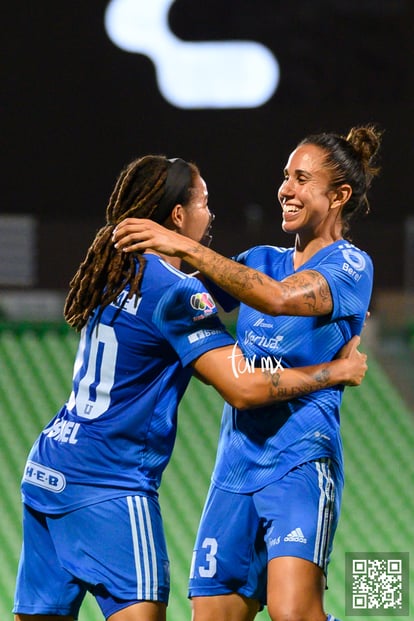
[104,0,279,109]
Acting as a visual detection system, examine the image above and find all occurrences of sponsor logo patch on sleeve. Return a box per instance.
[190,292,216,321]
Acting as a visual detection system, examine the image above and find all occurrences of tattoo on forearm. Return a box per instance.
[186,244,332,316]
[191,246,265,292]
[263,366,332,401]
[314,368,330,383]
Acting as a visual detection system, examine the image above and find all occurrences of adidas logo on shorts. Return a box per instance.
[283,527,307,544]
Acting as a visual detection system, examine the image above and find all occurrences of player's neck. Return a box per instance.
[293,233,342,269]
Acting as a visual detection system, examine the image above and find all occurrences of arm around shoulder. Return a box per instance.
[191,336,367,410]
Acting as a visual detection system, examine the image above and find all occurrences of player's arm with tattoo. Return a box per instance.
[192,336,366,410]
[112,218,333,317]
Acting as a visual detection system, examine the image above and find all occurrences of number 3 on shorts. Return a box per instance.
[190,537,218,578]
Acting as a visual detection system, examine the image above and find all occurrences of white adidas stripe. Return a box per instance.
[127,495,159,600]
[314,460,335,569]
[127,495,143,599]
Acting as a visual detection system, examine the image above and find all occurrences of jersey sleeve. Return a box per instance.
[152,276,235,367]
[315,244,374,330]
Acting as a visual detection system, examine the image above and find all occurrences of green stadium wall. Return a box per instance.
[0,323,413,620]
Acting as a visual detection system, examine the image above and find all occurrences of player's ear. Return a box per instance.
[169,204,185,230]
[330,184,352,209]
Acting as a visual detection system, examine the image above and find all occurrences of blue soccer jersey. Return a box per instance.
[21,254,234,513]
[211,240,373,493]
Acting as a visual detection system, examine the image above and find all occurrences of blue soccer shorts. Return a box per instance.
[188,459,342,606]
[13,495,170,619]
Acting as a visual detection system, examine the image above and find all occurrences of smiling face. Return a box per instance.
[277,144,340,240]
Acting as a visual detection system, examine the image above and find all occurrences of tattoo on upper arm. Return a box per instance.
[280,270,332,314]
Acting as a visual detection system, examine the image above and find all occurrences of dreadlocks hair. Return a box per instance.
[64,155,199,331]
[299,124,383,240]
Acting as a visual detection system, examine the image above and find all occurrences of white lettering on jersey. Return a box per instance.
[23,460,66,492]
[339,244,366,281]
[243,330,284,350]
[43,418,81,444]
[112,290,142,315]
[188,328,223,343]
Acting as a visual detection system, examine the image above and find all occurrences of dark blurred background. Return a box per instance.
[2,0,414,296]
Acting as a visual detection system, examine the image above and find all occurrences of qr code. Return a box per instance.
[346,553,409,616]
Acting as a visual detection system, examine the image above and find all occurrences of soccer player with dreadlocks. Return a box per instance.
[13,155,367,621]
